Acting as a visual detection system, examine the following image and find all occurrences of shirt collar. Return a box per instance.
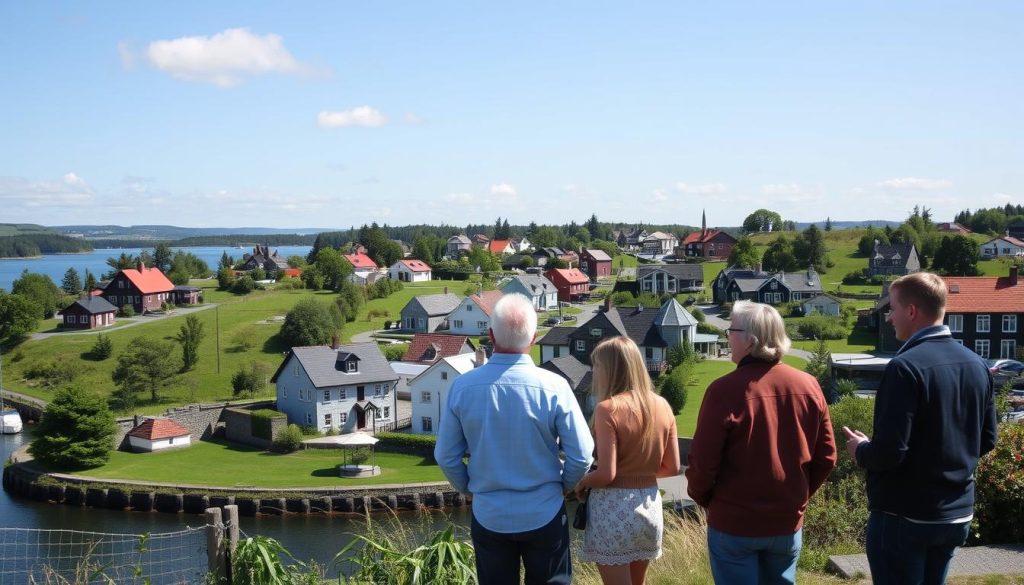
[897,324,951,354]
[737,355,776,368]
[487,352,534,365]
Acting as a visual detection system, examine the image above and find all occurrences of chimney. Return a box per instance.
[1011,265,1019,286]
[137,258,145,272]
[474,347,488,368]
[331,335,339,350]
[133,414,142,428]
[444,286,448,295]
[603,296,612,313]
[756,262,762,274]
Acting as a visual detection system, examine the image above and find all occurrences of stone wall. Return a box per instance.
[114,400,276,450]
[223,405,287,449]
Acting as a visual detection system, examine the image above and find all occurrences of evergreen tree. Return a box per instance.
[586,214,601,240]
[793,224,829,272]
[932,235,981,276]
[175,315,205,371]
[824,217,833,231]
[804,338,832,390]
[29,386,116,470]
[61,267,82,295]
[83,269,97,292]
[153,243,173,273]
[90,333,113,360]
[219,252,234,270]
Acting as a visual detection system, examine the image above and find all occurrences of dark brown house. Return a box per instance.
[173,285,202,305]
[101,261,175,314]
[61,297,117,329]
[579,249,613,280]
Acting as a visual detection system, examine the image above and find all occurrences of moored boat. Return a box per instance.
[1,408,22,434]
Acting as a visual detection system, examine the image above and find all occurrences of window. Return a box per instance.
[293,365,299,377]
[80,315,88,324]
[441,371,448,380]
[283,387,287,398]
[324,413,332,426]
[553,346,561,358]
[339,412,347,424]
[590,328,602,336]
[575,340,586,351]
[422,417,433,432]
[453,320,463,329]
[118,280,124,288]
[477,321,487,329]
[948,314,963,333]
[1003,315,1017,333]
[422,391,432,403]
[305,413,313,425]
[1001,340,1017,359]
[339,389,347,400]
[346,361,357,372]
[977,315,991,333]
[374,384,382,397]
[975,339,990,359]
[466,305,472,311]
[770,281,778,290]
[383,407,390,418]
[323,390,331,402]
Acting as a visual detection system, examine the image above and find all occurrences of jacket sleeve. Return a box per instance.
[808,399,837,497]
[856,360,917,471]
[685,382,725,508]
[980,373,998,457]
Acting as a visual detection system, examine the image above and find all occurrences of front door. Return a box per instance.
[357,409,365,429]
[357,385,365,401]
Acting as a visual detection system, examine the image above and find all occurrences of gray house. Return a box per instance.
[399,291,462,332]
[270,342,399,433]
[501,275,558,310]
[637,264,704,295]
[868,242,920,277]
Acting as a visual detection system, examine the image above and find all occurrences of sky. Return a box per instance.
[0,2,1021,230]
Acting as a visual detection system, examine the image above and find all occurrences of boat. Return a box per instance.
[0,350,23,434]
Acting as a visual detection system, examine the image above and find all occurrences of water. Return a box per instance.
[0,246,313,292]
[0,430,471,579]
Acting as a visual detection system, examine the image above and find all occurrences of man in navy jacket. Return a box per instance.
[844,272,998,585]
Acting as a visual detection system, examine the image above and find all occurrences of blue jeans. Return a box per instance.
[707,526,801,584]
[470,504,571,585]
[866,510,971,585]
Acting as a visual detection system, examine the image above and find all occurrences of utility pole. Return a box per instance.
[215,305,221,374]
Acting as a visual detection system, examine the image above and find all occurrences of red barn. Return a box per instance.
[579,249,613,280]
[546,268,590,302]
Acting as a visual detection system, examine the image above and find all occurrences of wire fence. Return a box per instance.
[0,525,210,585]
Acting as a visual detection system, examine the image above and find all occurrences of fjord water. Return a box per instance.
[0,245,313,292]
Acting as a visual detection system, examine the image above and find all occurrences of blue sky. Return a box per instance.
[0,2,1020,229]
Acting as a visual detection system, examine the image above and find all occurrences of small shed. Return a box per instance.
[802,293,843,317]
[127,418,192,452]
[61,297,117,330]
[173,285,202,305]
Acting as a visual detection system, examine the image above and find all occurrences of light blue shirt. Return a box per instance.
[434,352,594,533]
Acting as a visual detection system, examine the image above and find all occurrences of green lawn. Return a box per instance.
[75,439,445,488]
[674,355,808,437]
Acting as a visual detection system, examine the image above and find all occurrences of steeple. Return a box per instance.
[701,209,707,238]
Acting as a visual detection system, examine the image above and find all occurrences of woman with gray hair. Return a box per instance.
[686,300,837,584]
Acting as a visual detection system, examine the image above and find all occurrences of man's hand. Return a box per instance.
[842,426,869,460]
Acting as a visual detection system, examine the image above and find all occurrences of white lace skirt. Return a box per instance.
[579,485,664,565]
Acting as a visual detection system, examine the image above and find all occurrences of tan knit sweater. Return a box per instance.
[592,393,678,489]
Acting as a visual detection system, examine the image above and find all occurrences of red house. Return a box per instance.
[680,228,737,259]
[61,297,117,329]
[101,261,175,314]
[546,268,590,302]
[579,249,613,280]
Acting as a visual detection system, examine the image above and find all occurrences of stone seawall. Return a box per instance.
[2,462,463,517]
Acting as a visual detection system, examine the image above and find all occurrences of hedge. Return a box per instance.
[375,432,437,459]
[250,409,286,441]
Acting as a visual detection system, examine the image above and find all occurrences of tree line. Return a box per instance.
[0,234,93,258]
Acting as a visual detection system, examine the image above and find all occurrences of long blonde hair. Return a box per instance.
[589,336,659,450]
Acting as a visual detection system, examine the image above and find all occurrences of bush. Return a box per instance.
[232,275,256,295]
[382,343,408,361]
[834,378,859,399]
[89,334,113,361]
[796,314,848,340]
[827,395,874,483]
[375,432,437,458]
[275,276,305,290]
[250,409,285,441]
[24,357,81,388]
[232,362,270,398]
[659,364,690,414]
[666,342,697,369]
[973,423,1024,544]
[688,306,706,323]
[118,304,135,318]
[272,424,305,453]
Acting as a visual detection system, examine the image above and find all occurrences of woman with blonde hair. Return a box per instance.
[575,336,681,585]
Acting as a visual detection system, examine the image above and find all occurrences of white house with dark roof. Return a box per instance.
[408,350,486,435]
[399,291,463,332]
[802,293,843,317]
[868,242,920,276]
[501,275,558,310]
[270,342,399,433]
[981,235,1024,258]
[389,259,432,282]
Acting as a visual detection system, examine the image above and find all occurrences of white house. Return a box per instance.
[126,418,192,452]
[270,342,399,433]
[641,232,679,255]
[344,253,380,284]
[981,236,1024,259]
[389,259,432,282]
[510,237,532,253]
[500,275,558,310]
[801,293,843,317]
[409,350,486,435]
[447,290,504,337]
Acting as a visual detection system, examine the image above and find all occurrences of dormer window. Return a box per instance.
[346,361,357,372]
[590,328,602,336]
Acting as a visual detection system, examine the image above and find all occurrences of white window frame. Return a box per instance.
[1001,339,1016,359]
[324,413,332,427]
[339,412,348,424]
[576,340,586,351]
[323,390,331,402]
[346,361,356,373]
[947,314,963,333]
[441,371,448,380]
[305,413,313,425]
[1002,315,1017,333]
[453,320,463,329]
[975,339,990,359]
[977,315,991,333]
[422,391,432,403]
[339,389,347,400]
[422,417,433,432]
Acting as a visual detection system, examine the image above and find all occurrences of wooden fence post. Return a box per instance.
[224,504,240,584]
[206,507,226,583]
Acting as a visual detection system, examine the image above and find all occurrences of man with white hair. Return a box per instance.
[435,293,593,585]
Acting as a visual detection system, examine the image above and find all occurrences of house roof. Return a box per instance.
[654,298,699,327]
[344,253,378,269]
[468,290,505,316]
[408,292,463,317]
[644,231,676,241]
[682,229,734,245]
[802,293,843,305]
[66,296,117,315]
[402,333,475,362]
[539,356,592,393]
[398,259,431,272]
[407,352,480,386]
[128,418,190,440]
[983,236,1024,248]
[488,239,512,254]
[583,249,612,262]
[537,324,575,346]
[448,235,471,244]
[937,222,971,232]
[637,264,704,282]
[282,268,303,278]
[546,268,589,285]
[873,242,916,262]
[759,271,823,293]
[118,266,175,294]
[503,274,556,295]
[173,285,201,292]
[270,342,399,387]
[943,275,1024,313]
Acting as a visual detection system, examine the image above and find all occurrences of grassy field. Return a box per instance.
[73,439,445,487]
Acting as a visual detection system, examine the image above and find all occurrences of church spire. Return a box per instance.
[701,209,707,237]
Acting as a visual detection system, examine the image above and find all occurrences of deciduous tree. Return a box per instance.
[280,299,336,348]
[727,236,761,269]
[112,336,180,403]
[175,315,205,371]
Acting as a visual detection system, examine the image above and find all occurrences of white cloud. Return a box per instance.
[144,28,312,88]
[0,173,94,209]
[877,177,952,191]
[446,192,473,204]
[674,182,727,194]
[63,172,87,187]
[652,189,669,203]
[402,113,424,125]
[490,183,517,197]
[992,192,1015,201]
[317,106,388,128]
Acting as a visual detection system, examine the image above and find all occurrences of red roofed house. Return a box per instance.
[127,418,192,452]
[101,260,175,314]
[389,259,432,283]
[448,290,505,336]
[681,228,737,259]
[344,253,380,284]
[873,267,1024,357]
[546,268,590,302]
[401,333,476,363]
[488,239,515,255]
[282,267,304,278]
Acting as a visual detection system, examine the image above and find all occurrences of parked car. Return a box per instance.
[544,316,562,326]
[986,359,1024,388]
[563,314,577,321]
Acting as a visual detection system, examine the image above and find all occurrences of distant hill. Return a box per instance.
[0,223,60,237]
[51,225,330,241]
[789,220,902,231]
